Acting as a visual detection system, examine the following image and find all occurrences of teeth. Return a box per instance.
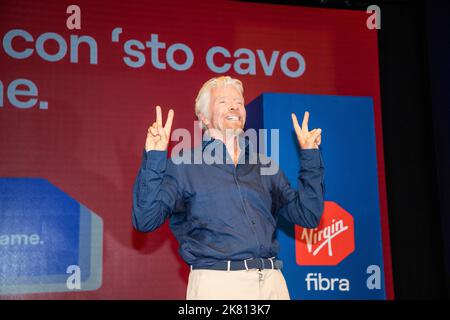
[226,115,239,120]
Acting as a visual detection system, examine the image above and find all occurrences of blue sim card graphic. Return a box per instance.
[246,93,387,300]
[0,178,103,294]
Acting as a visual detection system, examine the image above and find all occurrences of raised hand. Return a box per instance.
[291,111,322,150]
[145,106,174,151]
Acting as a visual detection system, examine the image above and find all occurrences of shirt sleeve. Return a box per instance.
[271,148,325,228]
[132,149,185,232]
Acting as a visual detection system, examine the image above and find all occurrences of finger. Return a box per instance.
[164,109,174,135]
[156,123,165,138]
[291,113,302,136]
[148,125,157,136]
[316,134,321,146]
[156,105,162,126]
[302,111,309,133]
[152,122,158,130]
[310,128,322,142]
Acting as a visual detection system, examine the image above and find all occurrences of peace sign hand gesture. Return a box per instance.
[145,106,174,152]
[291,111,322,150]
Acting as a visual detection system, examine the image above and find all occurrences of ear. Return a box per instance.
[199,113,209,126]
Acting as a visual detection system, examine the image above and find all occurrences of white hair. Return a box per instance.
[195,76,244,129]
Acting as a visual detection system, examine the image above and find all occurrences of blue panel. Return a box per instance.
[246,93,386,299]
[0,178,79,283]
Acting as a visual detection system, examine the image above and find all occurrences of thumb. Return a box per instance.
[310,128,322,141]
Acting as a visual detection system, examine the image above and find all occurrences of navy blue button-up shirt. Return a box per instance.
[132,136,325,269]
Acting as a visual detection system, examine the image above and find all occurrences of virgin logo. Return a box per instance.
[295,201,355,266]
[301,219,349,256]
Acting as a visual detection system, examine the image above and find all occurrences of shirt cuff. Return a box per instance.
[299,148,324,169]
[142,149,168,171]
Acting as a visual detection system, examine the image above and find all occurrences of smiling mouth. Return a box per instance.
[225,115,240,121]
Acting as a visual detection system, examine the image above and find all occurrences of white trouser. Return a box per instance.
[186,268,291,300]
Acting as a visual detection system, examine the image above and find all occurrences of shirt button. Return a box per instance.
[251,220,255,225]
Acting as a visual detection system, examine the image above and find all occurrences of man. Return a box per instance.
[132,76,324,299]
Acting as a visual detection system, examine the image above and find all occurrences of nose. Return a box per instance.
[229,101,240,111]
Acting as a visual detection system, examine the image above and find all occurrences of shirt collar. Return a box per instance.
[201,133,253,155]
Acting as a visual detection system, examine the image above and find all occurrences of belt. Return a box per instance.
[191,258,283,271]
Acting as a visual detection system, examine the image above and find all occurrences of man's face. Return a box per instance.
[206,84,246,135]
